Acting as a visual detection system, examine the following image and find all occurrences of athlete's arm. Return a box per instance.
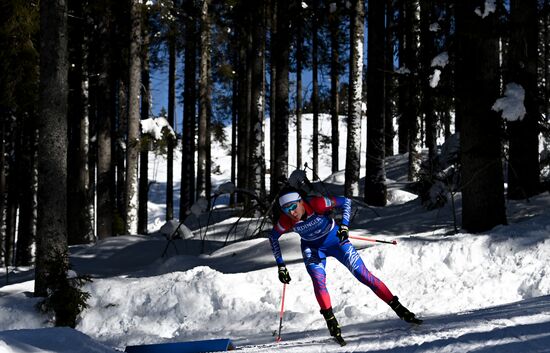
[269,221,289,266]
[331,196,352,226]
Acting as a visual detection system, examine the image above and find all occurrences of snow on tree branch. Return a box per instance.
[492,83,526,122]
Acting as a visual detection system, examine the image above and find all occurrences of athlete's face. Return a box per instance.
[282,200,304,221]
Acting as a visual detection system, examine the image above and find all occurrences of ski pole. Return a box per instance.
[349,234,397,245]
[276,283,287,342]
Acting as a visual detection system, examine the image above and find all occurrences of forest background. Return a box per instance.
[1,0,550,303]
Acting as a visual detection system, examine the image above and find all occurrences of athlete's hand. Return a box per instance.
[278,265,291,284]
[337,224,349,243]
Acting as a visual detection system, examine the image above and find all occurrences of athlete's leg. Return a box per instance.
[301,245,332,310]
[328,240,394,303]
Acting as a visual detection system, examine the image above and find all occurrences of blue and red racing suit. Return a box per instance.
[269,195,394,310]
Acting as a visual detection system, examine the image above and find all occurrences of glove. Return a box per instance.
[278,265,291,284]
[337,224,349,243]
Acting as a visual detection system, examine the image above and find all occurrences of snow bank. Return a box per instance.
[64,212,550,350]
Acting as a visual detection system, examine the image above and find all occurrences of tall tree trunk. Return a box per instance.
[138,8,150,235]
[180,0,197,220]
[455,0,507,233]
[249,0,266,202]
[15,113,37,265]
[166,25,176,220]
[384,0,395,157]
[405,0,421,182]
[230,61,238,206]
[116,80,127,230]
[441,0,455,139]
[272,0,291,197]
[506,0,540,199]
[311,0,319,178]
[396,0,409,154]
[345,0,364,197]
[125,0,142,235]
[67,0,93,245]
[95,3,114,239]
[295,2,303,170]
[197,0,211,202]
[236,7,250,201]
[545,0,550,121]
[0,119,6,267]
[5,167,17,265]
[329,3,340,173]
[364,0,387,206]
[269,0,278,195]
[35,0,69,296]
[420,0,437,161]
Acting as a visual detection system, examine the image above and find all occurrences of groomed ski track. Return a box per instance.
[234,295,550,352]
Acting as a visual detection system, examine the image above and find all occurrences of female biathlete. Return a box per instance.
[269,188,421,345]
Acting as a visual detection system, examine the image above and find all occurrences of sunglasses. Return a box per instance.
[282,202,299,214]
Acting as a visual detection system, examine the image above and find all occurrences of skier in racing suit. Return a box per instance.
[269,188,420,342]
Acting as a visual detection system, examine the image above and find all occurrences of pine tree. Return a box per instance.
[93,0,115,239]
[35,0,69,296]
[138,3,151,235]
[295,0,304,170]
[125,0,142,235]
[166,0,178,221]
[405,0,422,182]
[67,0,94,245]
[345,0,364,197]
[311,0,320,177]
[180,0,197,220]
[364,0,387,206]
[272,0,291,197]
[506,0,541,199]
[455,0,507,232]
[196,0,212,201]
[249,0,267,203]
[328,1,341,173]
[420,0,437,161]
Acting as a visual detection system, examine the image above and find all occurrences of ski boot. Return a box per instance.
[320,307,346,346]
[388,296,423,324]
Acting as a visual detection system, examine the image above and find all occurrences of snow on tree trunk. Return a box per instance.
[406,0,422,182]
[197,0,211,201]
[125,0,142,235]
[345,0,364,197]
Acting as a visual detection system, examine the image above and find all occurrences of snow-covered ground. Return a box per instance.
[1,114,550,353]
